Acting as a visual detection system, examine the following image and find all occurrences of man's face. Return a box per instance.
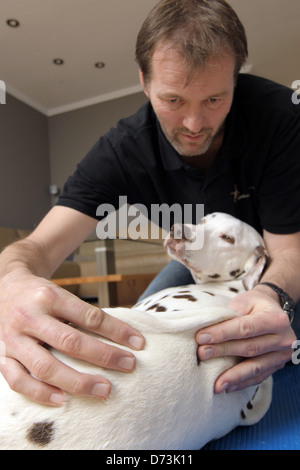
[140,44,236,158]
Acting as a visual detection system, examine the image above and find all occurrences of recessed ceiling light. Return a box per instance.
[95,62,105,69]
[6,19,20,27]
[53,58,64,65]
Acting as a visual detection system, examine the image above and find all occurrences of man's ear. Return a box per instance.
[139,69,149,98]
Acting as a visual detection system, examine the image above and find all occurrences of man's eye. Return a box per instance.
[169,98,179,104]
[206,98,222,109]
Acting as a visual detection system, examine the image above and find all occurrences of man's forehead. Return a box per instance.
[149,48,236,93]
[150,43,236,81]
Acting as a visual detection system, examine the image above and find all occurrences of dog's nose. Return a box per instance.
[170,224,188,241]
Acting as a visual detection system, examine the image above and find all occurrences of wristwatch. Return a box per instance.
[258,282,296,324]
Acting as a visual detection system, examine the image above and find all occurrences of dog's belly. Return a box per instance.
[135,281,244,313]
[0,281,273,450]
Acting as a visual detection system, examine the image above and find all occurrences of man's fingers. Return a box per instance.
[213,350,290,394]
[35,285,145,351]
[196,309,289,346]
[197,310,294,367]
[197,332,292,361]
[1,337,113,405]
[8,313,138,373]
[0,357,66,406]
[196,307,295,364]
[195,303,295,394]
[0,282,146,405]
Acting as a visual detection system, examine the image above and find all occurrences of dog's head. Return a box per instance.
[164,212,269,289]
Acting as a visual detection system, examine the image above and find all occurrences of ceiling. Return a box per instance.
[1,0,299,116]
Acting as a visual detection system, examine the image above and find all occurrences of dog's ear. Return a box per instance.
[242,245,270,291]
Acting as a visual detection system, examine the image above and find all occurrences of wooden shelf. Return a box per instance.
[52,274,123,286]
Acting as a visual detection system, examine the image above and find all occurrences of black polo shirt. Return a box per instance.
[57,74,300,235]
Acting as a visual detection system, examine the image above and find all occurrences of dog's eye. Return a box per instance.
[220,234,235,244]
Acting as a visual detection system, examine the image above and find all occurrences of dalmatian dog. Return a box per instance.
[136,212,270,312]
[0,213,273,450]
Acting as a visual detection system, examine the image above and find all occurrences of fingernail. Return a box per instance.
[50,393,66,406]
[128,335,144,350]
[201,346,214,360]
[219,382,230,394]
[117,355,135,371]
[197,334,213,344]
[91,383,111,398]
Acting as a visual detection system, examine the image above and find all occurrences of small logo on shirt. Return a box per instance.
[231,185,255,203]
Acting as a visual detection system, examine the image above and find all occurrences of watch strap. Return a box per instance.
[258,282,296,323]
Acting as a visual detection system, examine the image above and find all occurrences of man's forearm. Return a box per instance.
[0,238,53,281]
[258,231,300,302]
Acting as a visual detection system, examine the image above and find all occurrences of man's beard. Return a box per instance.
[160,121,225,158]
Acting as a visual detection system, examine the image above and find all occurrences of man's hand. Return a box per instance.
[196,286,296,393]
[0,275,145,406]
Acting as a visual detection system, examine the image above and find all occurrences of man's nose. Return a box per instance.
[182,107,205,133]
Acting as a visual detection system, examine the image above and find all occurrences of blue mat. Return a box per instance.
[202,362,300,450]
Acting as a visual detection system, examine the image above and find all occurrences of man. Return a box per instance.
[0,0,299,406]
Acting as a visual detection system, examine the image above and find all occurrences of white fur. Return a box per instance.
[0,213,272,450]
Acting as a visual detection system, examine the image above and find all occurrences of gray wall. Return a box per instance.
[0,93,51,230]
[48,92,148,197]
[0,90,147,230]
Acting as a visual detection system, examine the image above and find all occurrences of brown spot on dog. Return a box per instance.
[232,269,245,279]
[146,304,156,311]
[208,274,221,279]
[240,410,246,420]
[155,305,167,312]
[230,269,240,277]
[173,294,197,302]
[203,291,215,296]
[220,234,235,244]
[27,421,55,447]
[229,287,239,293]
[247,401,253,410]
[146,303,167,312]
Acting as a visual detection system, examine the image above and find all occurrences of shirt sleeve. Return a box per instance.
[56,133,129,220]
